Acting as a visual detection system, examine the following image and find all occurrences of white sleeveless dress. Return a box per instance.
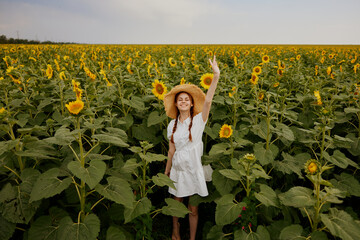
[167,112,209,197]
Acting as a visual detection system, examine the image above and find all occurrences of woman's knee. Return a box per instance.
[188,204,198,216]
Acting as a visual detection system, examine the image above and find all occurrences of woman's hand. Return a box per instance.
[165,169,170,177]
[209,55,220,76]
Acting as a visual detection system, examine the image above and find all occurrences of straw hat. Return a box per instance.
[164,84,206,119]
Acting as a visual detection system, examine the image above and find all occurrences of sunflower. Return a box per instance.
[328,54,334,59]
[219,124,233,138]
[314,90,322,105]
[252,66,262,75]
[152,79,167,100]
[327,66,332,75]
[250,74,258,85]
[262,55,270,63]
[46,64,53,79]
[304,159,320,175]
[0,107,5,114]
[59,71,66,80]
[244,50,250,56]
[258,92,265,100]
[296,55,301,60]
[273,82,280,88]
[66,99,84,115]
[277,69,283,76]
[127,63,133,74]
[180,77,186,85]
[200,73,214,89]
[243,153,256,162]
[168,57,177,67]
[229,86,236,97]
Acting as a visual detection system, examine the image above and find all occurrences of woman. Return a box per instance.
[163,55,220,240]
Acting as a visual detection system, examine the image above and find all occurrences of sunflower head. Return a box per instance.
[66,99,84,115]
[250,74,259,85]
[219,124,233,138]
[168,57,177,67]
[243,153,256,163]
[258,92,265,100]
[0,107,6,114]
[200,73,214,90]
[180,77,186,85]
[273,82,280,88]
[152,79,167,100]
[262,55,270,63]
[296,55,301,60]
[46,64,53,79]
[253,66,262,75]
[304,159,320,175]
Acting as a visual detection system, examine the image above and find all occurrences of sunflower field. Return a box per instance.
[0,44,360,240]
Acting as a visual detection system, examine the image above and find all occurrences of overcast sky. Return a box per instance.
[0,0,359,44]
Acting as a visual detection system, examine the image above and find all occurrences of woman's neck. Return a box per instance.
[178,111,190,123]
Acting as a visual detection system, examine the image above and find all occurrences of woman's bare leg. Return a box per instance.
[188,199,199,240]
[172,196,183,240]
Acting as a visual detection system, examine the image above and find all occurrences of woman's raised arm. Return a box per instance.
[202,55,220,122]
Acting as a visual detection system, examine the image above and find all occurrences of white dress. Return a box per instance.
[167,112,209,198]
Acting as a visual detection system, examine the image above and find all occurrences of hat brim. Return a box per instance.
[164,84,206,119]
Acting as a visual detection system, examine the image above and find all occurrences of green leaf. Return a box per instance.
[0,169,41,224]
[212,169,237,196]
[28,216,58,240]
[147,111,167,127]
[273,152,308,179]
[279,224,303,240]
[123,95,146,111]
[204,123,221,140]
[45,127,76,146]
[330,173,360,197]
[254,184,280,208]
[124,197,152,223]
[346,133,360,156]
[30,168,72,202]
[324,150,359,169]
[278,187,316,208]
[320,208,360,240]
[106,226,127,240]
[274,122,295,142]
[120,158,140,174]
[253,142,278,166]
[104,127,128,141]
[215,194,246,226]
[57,214,100,240]
[219,169,242,181]
[67,160,106,189]
[152,173,176,190]
[209,143,232,155]
[95,176,135,209]
[161,198,190,218]
[207,225,225,240]
[310,231,329,240]
[0,215,16,240]
[139,152,167,163]
[92,134,129,148]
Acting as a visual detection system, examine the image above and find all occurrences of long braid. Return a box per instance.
[188,106,194,142]
[170,110,179,143]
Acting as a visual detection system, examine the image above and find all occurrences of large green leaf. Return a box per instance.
[215,194,246,226]
[95,176,134,209]
[320,208,360,240]
[278,186,316,208]
[161,198,190,218]
[106,226,127,240]
[219,169,242,181]
[234,226,270,240]
[44,127,76,146]
[28,216,58,240]
[0,215,15,240]
[254,184,280,208]
[0,169,41,224]
[124,197,152,223]
[253,142,278,166]
[30,168,72,202]
[279,224,304,240]
[139,152,167,163]
[274,122,295,142]
[209,143,232,155]
[212,169,237,196]
[273,152,309,179]
[92,134,129,147]
[323,150,359,169]
[68,160,106,189]
[152,173,176,190]
[57,214,100,240]
[330,173,360,197]
[147,111,167,127]
[207,225,225,240]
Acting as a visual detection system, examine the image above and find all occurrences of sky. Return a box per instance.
[0,0,359,44]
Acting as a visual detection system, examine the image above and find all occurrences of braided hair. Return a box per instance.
[170,92,194,143]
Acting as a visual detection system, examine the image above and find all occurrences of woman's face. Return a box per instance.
[175,92,193,112]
